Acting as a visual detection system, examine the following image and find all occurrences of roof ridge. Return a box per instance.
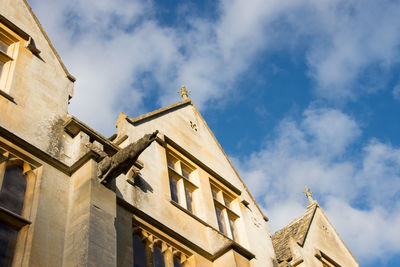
[127,99,192,125]
[273,202,318,235]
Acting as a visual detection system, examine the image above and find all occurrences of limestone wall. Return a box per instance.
[292,208,359,267]
[114,103,276,266]
[0,0,73,160]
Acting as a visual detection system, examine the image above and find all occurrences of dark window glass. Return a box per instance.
[0,222,18,267]
[167,157,175,169]
[169,178,179,203]
[0,40,8,54]
[211,186,218,200]
[223,194,232,208]
[184,186,193,213]
[0,165,27,215]
[153,246,165,267]
[133,235,146,267]
[215,206,227,235]
[173,257,182,267]
[181,167,190,179]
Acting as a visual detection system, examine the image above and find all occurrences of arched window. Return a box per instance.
[133,234,146,267]
[153,245,165,267]
[0,162,27,215]
[0,223,19,267]
[173,257,182,267]
[131,227,189,267]
[0,153,34,267]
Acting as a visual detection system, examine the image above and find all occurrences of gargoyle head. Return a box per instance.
[146,130,159,143]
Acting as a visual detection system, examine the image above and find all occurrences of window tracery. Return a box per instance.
[0,26,19,94]
[210,183,239,241]
[166,152,198,215]
[133,227,189,267]
[0,148,36,267]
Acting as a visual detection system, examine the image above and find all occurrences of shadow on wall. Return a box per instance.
[132,174,153,193]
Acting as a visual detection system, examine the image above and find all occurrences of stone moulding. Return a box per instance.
[0,14,41,56]
[133,226,190,265]
[1,115,159,186]
[0,89,15,103]
[126,99,192,126]
[0,119,115,177]
[63,116,119,155]
[118,197,256,262]
[164,135,242,196]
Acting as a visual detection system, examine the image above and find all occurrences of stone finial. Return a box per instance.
[304,186,313,205]
[177,85,190,100]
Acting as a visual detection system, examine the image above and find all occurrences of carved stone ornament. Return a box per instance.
[98,130,158,184]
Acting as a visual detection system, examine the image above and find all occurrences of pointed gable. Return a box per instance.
[114,99,276,265]
[272,202,360,267]
[122,100,228,183]
[272,203,317,263]
[122,99,264,208]
[117,98,269,227]
[126,99,239,184]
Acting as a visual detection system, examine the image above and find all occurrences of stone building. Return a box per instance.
[272,189,359,267]
[0,1,358,266]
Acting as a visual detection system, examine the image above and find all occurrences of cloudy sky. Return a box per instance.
[28,0,400,266]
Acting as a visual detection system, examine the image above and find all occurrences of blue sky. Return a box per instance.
[29,0,400,266]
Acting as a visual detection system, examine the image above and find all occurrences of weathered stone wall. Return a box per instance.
[0,0,73,160]
[27,164,70,267]
[295,208,359,267]
[63,159,116,267]
[114,103,276,266]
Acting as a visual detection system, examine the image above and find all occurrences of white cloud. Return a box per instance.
[394,84,400,101]
[25,0,400,263]
[235,107,400,262]
[325,198,400,260]
[302,108,361,157]
[29,0,183,135]
[302,0,400,100]
[28,0,400,135]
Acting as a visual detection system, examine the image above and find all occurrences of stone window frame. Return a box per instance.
[0,147,40,266]
[209,181,240,242]
[314,249,342,267]
[166,150,199,215]
[0,25,21,99]
[132,226,190,267]
[0,16,41,102]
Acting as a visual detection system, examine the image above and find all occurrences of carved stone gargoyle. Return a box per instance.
[98,130,159,184]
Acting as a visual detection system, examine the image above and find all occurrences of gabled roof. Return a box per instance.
[271,203,318,263]
[126,99,268,220]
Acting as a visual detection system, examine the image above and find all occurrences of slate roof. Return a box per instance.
[271,203,318,263]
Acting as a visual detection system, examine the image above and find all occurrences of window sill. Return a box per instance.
[170,199,242,243]
[0,50,13,61]
[0,89,15,103]
[169,200,214,228]
[0,206,31,228]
